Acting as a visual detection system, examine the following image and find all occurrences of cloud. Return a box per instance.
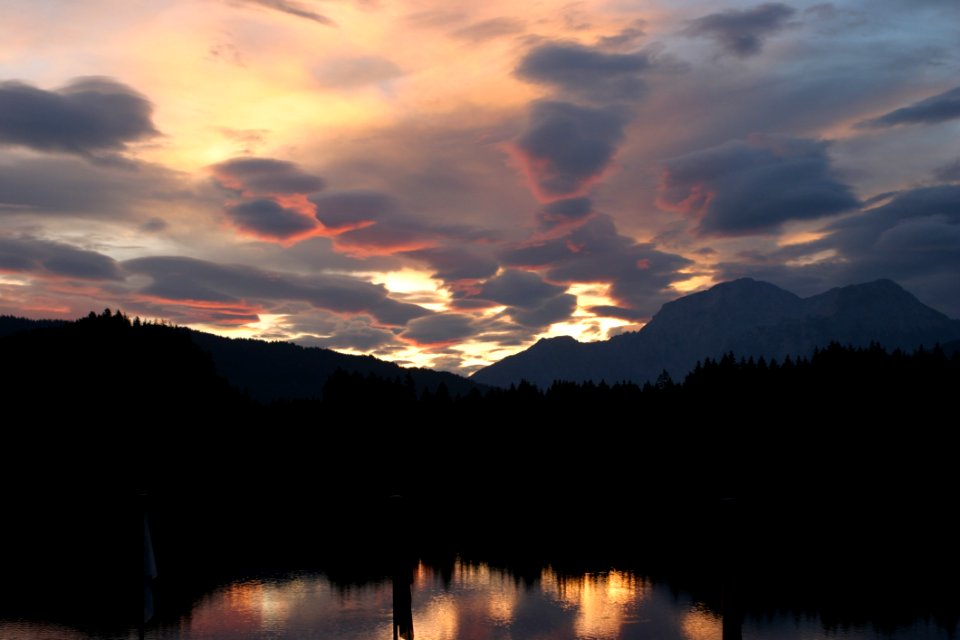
[0,77,158,159]
[856,86,960,129]
[514,100,629,200]
[310,190,397,230]
[311,189,493,256]
[515,42,652,103]
[295,316,397,351]
[716,185,960,316]
[224,199,318,240]
[402,247,499,281]
[509,291,577,327]
[657,136,859,236]
[501,214,692,316]
[825,184,960,249]
[537,196,594,228]
[140,218,167,232]
[451,17,524,43]
[124,256,429,325]
[0,155,199,220]
[401,313,476,345]
[597,20,647,51]
[0,236,122,280]
[233,0,335,26]
[933,158,960,183]
[476,269,566,308]
[437,269,579,329]
[682,3,796,57]
[211,157,325,196]
[209,157,326,243]
[314,56,403,88]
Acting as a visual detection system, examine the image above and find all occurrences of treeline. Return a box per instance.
[3,310,957,492]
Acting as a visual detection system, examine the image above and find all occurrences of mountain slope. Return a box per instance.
[472,278,960,388]
[1,313,479,403]
[189,331,478,402]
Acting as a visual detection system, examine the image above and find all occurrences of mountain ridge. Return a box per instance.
[472,278,960,388]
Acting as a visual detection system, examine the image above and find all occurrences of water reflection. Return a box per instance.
[1,559,957,640]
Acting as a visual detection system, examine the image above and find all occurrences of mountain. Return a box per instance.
[0,313,478,403]
[471,278,960,388]
[189,331,478,402]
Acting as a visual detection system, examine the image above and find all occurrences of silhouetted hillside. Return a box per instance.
[0,314,64,336]
[190,331,478,402]
[472,278,960,387]
[2,313,480,404]
[0,309,242,417]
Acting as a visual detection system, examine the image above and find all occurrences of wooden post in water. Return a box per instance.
[390,494,415,640]
[142,495,157,640]
[721,497,742,640]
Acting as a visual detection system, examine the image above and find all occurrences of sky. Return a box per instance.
[0,0,958,374]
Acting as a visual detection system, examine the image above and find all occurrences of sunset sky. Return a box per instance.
[1,0,957,373]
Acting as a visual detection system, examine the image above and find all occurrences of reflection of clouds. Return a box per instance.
[174,574,393,640]
[4,561,940,640]
[541,568,647,639]
[416,592,459,639]
[0,621,91,640]
[681,604,722,640]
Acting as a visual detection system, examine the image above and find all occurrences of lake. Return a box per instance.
[2,557,954,640]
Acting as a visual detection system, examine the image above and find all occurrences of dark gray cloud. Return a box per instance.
[477,269,567,308]
[516,100,629,199]
[933,158,960,183]
[311,189,494,255]
[0,236,122,280]
[826,184,960,248]
[234,0,335,26]
[451,17,524,43]
[508,292,577,327]
[857,86,960,129]
[658,136,859,235]
[0,155,200,220]
[211,157,325,195]
[401,313,475,345]
[310,190,398,229]
[123,256,429,325]
[716,185,960,316]
[516,42,652,103]
[537,196,594,228]
[682,3,796,57]
[501,214,692,316]
[224,199,317,240]
[314,56,403,88]
[597,19,646,51]
[0,77,158,158]
[297,319,397,351]
[443,269,579,329]
[140,218,167,232]
[403,247,498,281]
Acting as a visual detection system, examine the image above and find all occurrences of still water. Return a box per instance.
[2,559,955,640]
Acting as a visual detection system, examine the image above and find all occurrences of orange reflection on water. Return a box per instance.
[411,560,520,637]
[187,580,267,637]
[681,603,723,640]
[542,568,648,639]
[415,591,459,640]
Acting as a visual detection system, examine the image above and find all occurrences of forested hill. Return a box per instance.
[0,311,477,403]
